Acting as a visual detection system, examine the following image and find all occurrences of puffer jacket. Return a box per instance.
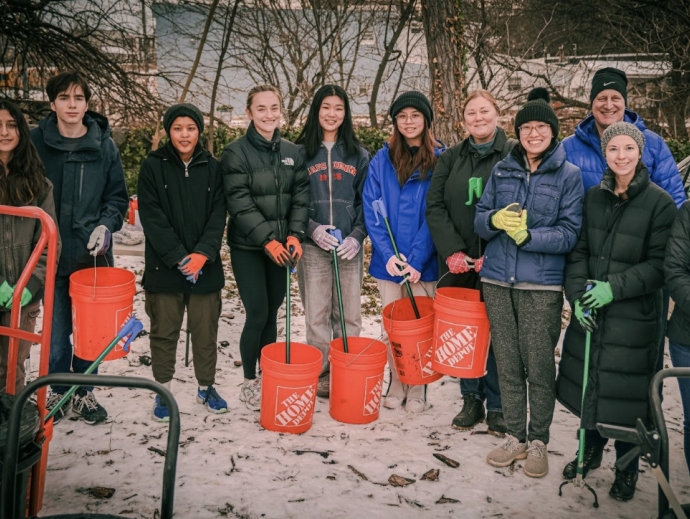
[363,142,446,283]
[562,109,685,207]
[474,142,584,286]
[302,141,370,244]
[31,111,128,276]
[557,164,676,429]
[137,141,226,294]
[0,179,62,310]
[221,122,309,250]
[665,201,690,345]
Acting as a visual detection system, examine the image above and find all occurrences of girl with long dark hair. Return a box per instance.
[294,85,370,397]
[0,100,60,393]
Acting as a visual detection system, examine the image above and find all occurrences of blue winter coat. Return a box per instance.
[474,143,584,286]
[363,143,445,282]
[562,109,685,208]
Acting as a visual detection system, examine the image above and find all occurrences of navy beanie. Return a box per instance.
[163,103,204,135]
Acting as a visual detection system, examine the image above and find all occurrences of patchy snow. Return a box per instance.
[28,252,690,518]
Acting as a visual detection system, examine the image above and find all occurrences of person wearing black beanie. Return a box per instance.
[590,67,627,106]
[389,91,433,127]
[163,103,205,136]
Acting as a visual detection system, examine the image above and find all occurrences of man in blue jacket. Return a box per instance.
[31,71,128,425]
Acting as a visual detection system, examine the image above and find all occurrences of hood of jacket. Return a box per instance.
[37,110,112,155]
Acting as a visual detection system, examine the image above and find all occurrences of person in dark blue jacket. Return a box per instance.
[363,91,445,413]
[294,85,370,398]
[475,90,584,478]
[31,72,128,425]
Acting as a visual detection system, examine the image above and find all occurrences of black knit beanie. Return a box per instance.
[514,88,559,137]
[163,103,204,136]
[590,67,628,105]
[389,91,433,126]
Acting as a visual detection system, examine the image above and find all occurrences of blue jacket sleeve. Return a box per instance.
[474,168,502,241]
[521,166,584,254]
[406,188,435,272]
[648,135,685,208]
[362,152,395,261]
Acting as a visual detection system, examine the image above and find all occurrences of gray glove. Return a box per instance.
[311,224,340,251]
[336,237,361,260]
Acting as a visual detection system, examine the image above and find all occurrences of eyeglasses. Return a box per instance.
[396,113,423,124]
[519,123,550,135]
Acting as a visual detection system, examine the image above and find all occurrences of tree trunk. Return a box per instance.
[421,0,466,145]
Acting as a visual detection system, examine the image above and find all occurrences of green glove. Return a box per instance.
[0,281,12,307]
[574,299,597,332]
[507,211,529,244]
[580,280,614,311]
[491,203,523,232]
[5,287,32,309]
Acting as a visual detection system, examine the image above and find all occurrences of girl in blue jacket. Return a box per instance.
[474,90,583,477]
[363,91,445,413]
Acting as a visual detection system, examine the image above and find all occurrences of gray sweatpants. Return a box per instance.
[483,283,563,444]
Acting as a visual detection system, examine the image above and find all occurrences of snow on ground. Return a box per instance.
[29,252,690,518]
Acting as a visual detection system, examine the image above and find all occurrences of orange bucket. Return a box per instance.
[69,267,136,361]
[260,342,322,434]
[382,296,442,385]
[329,337,387,424]
[431,287,490,378]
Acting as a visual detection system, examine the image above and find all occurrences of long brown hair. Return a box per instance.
[388,122,438,186]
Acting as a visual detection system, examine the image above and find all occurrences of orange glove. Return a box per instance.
[286,236,302,262]
[264,240,292,267]
[179,253,207,276]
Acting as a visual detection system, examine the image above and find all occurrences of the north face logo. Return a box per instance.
[282,157,294,166]
[434,321,478,369]
[417,338,435,378]
[362,375,383,416]
[274,384,316,427]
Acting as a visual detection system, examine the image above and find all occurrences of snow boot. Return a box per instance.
[562,444,604,480]
[452,393,485,430]
[486,411,507,437]
[609,469,638,502]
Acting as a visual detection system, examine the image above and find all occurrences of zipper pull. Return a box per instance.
[185,165,189,178]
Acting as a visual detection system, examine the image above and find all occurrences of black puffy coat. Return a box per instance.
[426,128,516,263]
[557,165,676,429]
[221,123,309,250]
[665,201,690,345]
[137,142,226,294]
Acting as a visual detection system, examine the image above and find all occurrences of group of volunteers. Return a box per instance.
[2,66,690,505]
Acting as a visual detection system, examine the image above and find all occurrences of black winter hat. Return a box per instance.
[514,88,559,137]
[590,67,628,105]
[163,103,204,135]
[389,91,433,126]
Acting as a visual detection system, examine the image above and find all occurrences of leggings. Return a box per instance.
[231,247,287,379]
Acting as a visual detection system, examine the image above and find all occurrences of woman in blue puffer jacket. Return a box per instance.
[363,91,445,414]
[474,90,584,478]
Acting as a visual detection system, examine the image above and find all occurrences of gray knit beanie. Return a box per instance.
[601,122,645,156]
[163,103,204,135]
[389,91,433,126]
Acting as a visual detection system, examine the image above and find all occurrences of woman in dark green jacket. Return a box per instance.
[222,85,310,411]
[426,89,516,435]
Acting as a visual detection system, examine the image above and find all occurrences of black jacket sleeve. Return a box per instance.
[666,202,690,320]
[98,138,129,233]
[193,161,227,262]
[564,190,592,304]
[287,148,310,241]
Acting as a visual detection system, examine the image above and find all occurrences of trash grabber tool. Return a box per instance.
[45,314,144,423]
[328,229,348,353]
[285,246,297,364]
[559,283,599,507]
[371,199,420,319]
[184,328,191,367]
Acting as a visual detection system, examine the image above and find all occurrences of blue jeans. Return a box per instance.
[669,339,690,478]
[460,345,502,412]
[48,275,97,393]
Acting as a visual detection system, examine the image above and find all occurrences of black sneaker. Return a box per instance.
[562,444,604,480]
[73,390,108,425]
[46,391,72,425]
[451,393,485,430]
[609,469,638,502]
[486,411,507,437]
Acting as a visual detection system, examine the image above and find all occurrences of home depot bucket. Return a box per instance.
[431,287,490,378]
[260,342,322,434]
[329,337,387,424]
[382,296,441,385]
[69,267,136,361]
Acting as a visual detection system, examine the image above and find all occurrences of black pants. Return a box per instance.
[231,248,287,379]
[585,429,638,473]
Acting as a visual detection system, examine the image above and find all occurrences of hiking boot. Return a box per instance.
[197,385,228,414]
[152,395,170,423]
[73,390,108,425]
[46,391,72,425]
[317,373,330,398]
[405,385,426,413]
[486,434,528,467]
[452,393,485,430]
[609,469,638,502]
[524,440,549,478]
[383,378,405,410]
[239,378,261,411]
[562,444,604,480]
[486,411,507,437]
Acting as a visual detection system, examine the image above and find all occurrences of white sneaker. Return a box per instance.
[383,378,405,409]
[405,385,426,413]
[239,378,261,411]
